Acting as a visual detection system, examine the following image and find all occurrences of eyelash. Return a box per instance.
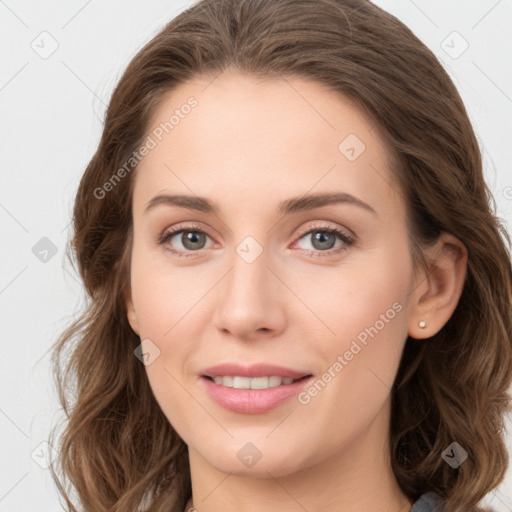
[157,222,355,259]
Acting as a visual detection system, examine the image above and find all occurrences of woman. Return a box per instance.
[49,0,512,511]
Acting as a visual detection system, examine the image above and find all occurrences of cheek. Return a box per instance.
[129,249,206,426]
[129,245,221,408]
[130,241,209,338]
[294,238,412,394]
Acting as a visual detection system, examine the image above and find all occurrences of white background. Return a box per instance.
[1,1,511,510]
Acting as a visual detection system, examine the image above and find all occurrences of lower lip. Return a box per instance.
[200,376,313,414]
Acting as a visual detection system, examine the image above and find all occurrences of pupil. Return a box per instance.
[183,231,205,250]
[313,231,335,250]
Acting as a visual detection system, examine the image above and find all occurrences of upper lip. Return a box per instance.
[200,363,312,379]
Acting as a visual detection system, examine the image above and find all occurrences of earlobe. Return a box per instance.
[408,233,468,340]
[124,287,140,336]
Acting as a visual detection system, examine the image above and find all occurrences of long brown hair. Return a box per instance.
[49,1,512,511]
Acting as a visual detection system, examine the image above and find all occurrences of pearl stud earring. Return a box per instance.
[418,320,427,329]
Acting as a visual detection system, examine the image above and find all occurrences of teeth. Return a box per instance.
[211,375,297,389]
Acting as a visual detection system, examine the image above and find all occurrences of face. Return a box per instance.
[125,70,419,478]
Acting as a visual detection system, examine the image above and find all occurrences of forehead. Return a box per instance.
[133,70,401,220]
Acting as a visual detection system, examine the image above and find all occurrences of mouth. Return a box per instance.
[199,372,314,414]
[201,374,312,390]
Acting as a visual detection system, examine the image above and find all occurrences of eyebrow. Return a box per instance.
[144,192,377,217]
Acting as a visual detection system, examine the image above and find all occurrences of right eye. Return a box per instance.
[158,224,214,257]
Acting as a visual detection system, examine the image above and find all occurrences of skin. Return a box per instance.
[125,69,467,512]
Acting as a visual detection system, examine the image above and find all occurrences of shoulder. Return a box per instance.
[410,492,496,512]
[411,492,444,512]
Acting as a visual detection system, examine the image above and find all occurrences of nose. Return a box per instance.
[212,244,287,341]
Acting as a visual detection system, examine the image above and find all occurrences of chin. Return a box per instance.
[196,438,310,478]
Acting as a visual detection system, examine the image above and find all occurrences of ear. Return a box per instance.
[124,286,140,336]
[408,232,468,340]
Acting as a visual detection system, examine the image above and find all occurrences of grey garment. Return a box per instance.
[411,492,444,512]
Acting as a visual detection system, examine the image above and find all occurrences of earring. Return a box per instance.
[418,320,427,329]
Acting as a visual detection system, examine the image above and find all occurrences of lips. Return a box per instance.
[200,374,314,414]
[199,362,314,414]
[200,362,311,380]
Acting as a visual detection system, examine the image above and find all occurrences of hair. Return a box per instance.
[49,0,512,511]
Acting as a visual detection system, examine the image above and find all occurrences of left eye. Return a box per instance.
[295,226,354,253]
